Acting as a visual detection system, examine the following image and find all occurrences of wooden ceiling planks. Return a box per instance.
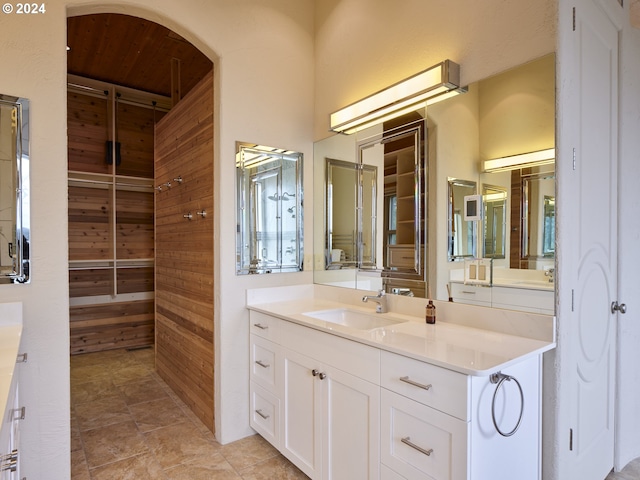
[67,13,213,98]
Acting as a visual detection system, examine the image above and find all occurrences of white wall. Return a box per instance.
[0,1,314,477]
[314,0,557,141]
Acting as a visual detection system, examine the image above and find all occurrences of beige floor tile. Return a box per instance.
[71,378,120,405]
[81,420,149,468]
[117,377,169,406]
[220,434,279,471]
[71,449,91,480]
[144,421,221,469]
[71,424,83,452]
[70,363,113,386]
[129,397,188,432]
[164,452,241,480]
[607,457,640,480]
[71,349,127,368]
[128,347,155,367]
[74,394,132,431]
[238,454,309,480]
[111,364,154,386]
[90,452,167,480]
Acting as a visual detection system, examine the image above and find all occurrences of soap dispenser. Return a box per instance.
[425,300,436,324]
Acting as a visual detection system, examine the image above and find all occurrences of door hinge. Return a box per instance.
[573,148,577,170]
[570,428,574,451]
[573,7,576,31]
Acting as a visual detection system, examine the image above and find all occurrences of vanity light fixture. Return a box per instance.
[483,148,555,173]
[330,60,466,134]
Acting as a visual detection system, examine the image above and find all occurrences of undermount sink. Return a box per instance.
[302,308,407,330]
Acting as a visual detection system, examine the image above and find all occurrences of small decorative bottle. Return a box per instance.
[425,300,436,324]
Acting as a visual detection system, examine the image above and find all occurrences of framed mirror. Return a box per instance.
[482,184,507,258]
[325,158,376,269]
[236,143,303,274]
[447,178,477,261]
[521,167,556,265]
[0,95,30,283]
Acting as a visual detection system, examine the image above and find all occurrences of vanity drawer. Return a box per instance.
[381,389,467,480]
[250,334,279,393]
[250,381,280,449]
[280,319,380,384]
[250,311,281,342]
[381,350,469,420]
[449,282,491,306]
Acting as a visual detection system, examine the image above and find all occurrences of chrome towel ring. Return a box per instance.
[490,372,524,437]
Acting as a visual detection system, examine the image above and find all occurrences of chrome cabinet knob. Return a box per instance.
[611,301,627,314]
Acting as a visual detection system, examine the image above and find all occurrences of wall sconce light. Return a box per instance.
[483,148,555,173]
[330,60,466,134]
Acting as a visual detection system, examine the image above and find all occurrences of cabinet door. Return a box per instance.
[282,348,322,479]
[322,365,379,480]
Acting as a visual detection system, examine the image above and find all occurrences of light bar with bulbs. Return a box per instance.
[330,60,465,134]
[483,148,556,173]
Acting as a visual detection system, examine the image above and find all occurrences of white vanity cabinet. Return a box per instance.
[0,373,19,480]
[249,308,543,480]
[250,311,381,480]
[380,350,541,480]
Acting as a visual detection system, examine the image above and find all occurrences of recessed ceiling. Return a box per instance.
[67,13,213,98]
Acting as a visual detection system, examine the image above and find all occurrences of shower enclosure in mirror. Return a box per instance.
[0,95,30,283]
[236,143,303,274]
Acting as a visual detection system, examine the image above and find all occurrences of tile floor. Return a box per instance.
[70,347,308,479]
[70,346,640,480]
[606,457,640,480]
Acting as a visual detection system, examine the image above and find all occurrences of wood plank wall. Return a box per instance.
[154,69,215,432]
[68,85,157,355]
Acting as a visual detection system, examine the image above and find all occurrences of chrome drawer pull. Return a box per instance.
[399,376,432,390]
[255,360,270,369]
[461,290,476,295]
[255,409,270,420]
[401,436,433,456]
[253,323,269,330]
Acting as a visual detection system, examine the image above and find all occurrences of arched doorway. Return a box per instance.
[67,12,217,441]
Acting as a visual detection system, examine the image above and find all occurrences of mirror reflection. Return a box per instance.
[325,158,376,269]
[447,178,477,261]
[0,94,30,283]
[313,54,555,313]
[482,184,507,259]
[236,143,303,274]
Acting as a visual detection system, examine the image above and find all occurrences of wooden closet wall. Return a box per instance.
[154,69,215,432]
[68,77,169,355]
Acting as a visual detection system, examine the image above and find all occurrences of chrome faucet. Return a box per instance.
[545,268,555,283]
[362,289,388,313]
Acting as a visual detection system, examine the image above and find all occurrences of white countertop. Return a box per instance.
[0,303,22,419]
[247,297,555,376]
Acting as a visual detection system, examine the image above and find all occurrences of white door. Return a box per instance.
[566,0,619,478]
[322,365,379,480]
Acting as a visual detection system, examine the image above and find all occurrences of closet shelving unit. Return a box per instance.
[67,75,170,354]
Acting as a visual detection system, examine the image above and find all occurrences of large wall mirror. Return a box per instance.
[313,53,555,313]
[236,143,303,274]
[0,95,30,283]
